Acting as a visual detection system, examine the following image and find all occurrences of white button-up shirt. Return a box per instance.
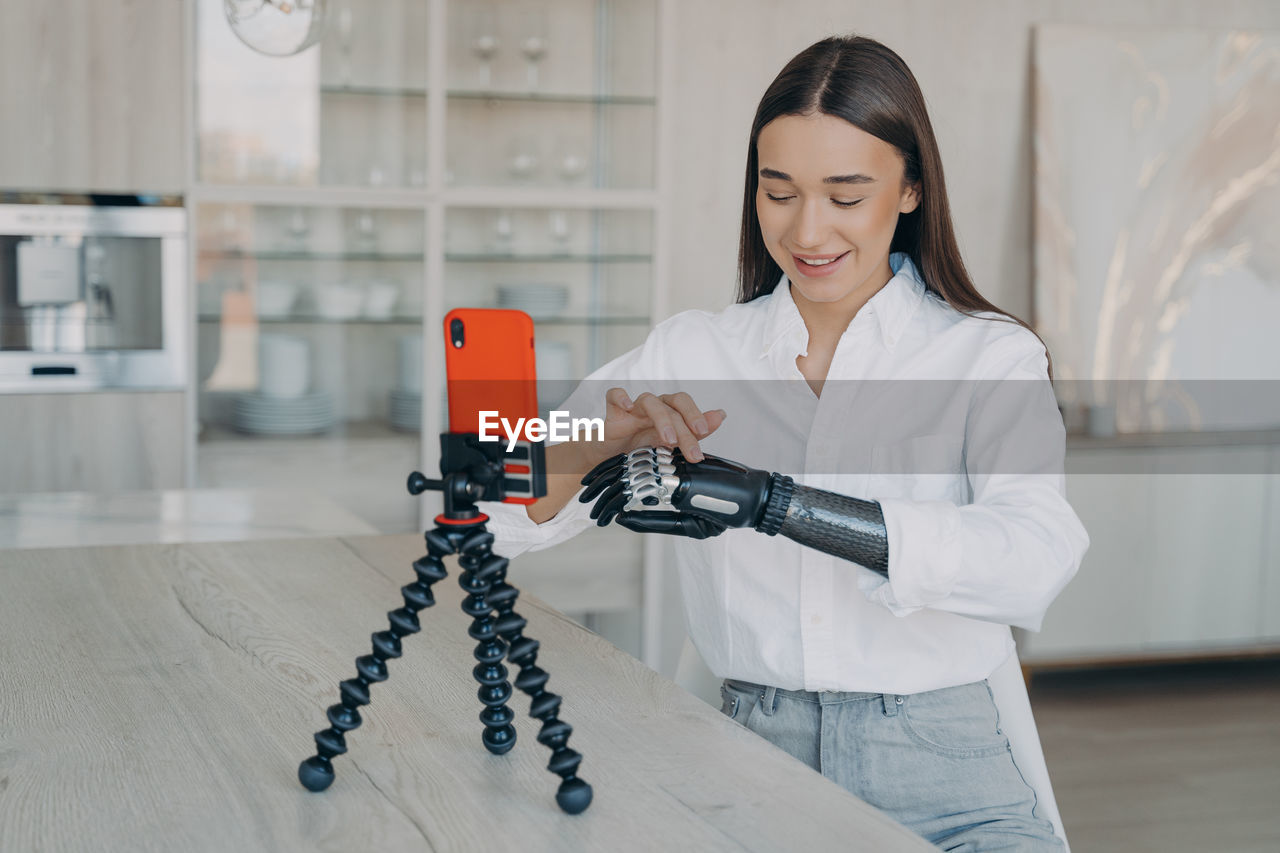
[485,253,1089,694]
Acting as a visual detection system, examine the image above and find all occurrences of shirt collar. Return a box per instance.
[759,251,928,357]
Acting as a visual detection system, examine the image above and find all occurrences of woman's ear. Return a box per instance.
[899,182,921,214]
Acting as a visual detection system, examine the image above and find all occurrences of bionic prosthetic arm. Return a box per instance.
[578,448,889,579]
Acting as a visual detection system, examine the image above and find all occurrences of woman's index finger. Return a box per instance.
[660,392,713,437]
[605,386,634,413]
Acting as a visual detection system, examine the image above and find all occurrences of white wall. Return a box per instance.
[653,0,1280,680]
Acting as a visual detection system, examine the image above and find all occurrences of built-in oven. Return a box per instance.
[0,195,187,392]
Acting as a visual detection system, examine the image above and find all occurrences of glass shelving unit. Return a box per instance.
[442,0,658,191]
[191,200,426,533]
[189,0,665,660]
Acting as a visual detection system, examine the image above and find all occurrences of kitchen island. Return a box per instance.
[0,533,929,851]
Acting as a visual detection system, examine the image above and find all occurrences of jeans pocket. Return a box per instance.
[899,681,1010,758]
[718,680,761,727]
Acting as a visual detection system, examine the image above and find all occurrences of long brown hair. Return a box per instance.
[736,35,1050,373]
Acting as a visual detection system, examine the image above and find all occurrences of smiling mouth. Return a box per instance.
[793,251,849,273]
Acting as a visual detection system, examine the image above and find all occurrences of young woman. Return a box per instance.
[485,35,1087,850]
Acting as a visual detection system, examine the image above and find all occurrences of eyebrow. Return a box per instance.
[759,167,877,185]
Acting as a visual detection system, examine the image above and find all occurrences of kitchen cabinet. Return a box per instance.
[1143,447,1269,648]
[1019,438,1280,663]
[0,0,185,193]
[189,0,667,660]
[0,391,184,494]
[1263,445,1280,641]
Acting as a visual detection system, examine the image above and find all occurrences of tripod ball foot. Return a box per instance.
[555,778,593,814]
[482,724,517,755]
[298,756,335,792]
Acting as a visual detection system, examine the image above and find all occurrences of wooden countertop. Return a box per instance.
[0,534,929,851]
[0,489,380,551]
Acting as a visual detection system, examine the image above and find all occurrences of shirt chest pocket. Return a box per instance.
[867,434,968,505]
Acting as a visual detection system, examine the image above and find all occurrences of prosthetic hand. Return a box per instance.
[578,447,890,577]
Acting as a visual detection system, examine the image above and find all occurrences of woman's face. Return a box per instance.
[755,112,919,316]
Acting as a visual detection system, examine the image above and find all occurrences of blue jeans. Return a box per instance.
[719,678,1063,851]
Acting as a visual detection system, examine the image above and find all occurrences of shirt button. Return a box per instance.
[810,613,821,625]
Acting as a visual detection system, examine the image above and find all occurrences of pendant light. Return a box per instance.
[224,0,328,57]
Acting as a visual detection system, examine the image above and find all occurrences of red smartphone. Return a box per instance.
[443,308,543,503]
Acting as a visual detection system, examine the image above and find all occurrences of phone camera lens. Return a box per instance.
[450,318,465,348]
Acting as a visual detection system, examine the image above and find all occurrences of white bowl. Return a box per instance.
[364,281,399,319]
[317,283,364,320]
[257,280,298,319]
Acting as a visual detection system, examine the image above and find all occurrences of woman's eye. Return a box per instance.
[833,199,863,208]
[765,193,794,202]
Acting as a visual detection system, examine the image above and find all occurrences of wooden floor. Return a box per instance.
[1029,659,1280,853]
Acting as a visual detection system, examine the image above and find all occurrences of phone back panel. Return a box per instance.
[444,308,538,434]
[443,308,543,503]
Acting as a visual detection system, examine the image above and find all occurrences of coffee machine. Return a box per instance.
[0,195,186,391]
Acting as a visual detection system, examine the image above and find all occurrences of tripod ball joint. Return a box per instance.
[298,756,335,792]
[557,777,593,815]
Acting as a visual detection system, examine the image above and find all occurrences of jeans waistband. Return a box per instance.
[724,677,886,706]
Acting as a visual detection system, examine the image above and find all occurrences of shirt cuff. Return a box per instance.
[860,497,963,616]
[479,501,548,559]
[480,496,589,559]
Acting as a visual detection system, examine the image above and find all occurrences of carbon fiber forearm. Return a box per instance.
[776,485,890,579]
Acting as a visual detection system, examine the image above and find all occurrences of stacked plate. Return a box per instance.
[496,284,569,319]
[232,391,337,435]
[389,389,422,432]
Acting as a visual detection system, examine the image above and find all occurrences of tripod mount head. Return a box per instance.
[408,431,546,523]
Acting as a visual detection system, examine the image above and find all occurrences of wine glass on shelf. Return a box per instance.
[507,136,539,184]
[491,211,515,255]
[557,134,589,187]
[549,211,571,253]
[508,151,538,183]
[354,210,377,253]
[560,153,587,185]
[335,4,354,86]
[522,36,547,91]
[519,6,549,91]
[470,7,499,90]
[287,208,310,250]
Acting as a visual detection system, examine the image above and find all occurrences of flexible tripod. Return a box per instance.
[297,432,593,814]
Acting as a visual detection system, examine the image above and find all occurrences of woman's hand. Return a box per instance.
[526,388,725,525]
[589,388,727,467]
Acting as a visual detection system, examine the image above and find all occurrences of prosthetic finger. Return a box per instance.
[580,453,625,488]
[590,478,630,523]
[616,511,726,540]
[579,465,623,504]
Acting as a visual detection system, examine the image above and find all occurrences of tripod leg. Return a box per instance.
[298,529,451,791]
[456,528,517,756]
[485,556,594,815]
